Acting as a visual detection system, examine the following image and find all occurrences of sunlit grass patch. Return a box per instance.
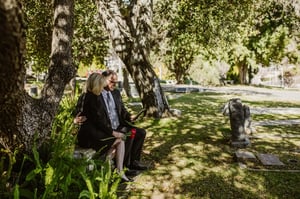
[129,92,300,199]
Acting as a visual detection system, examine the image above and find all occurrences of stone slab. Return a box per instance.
[231,137,251,148]
[257,153,284,166]
[175,87,187,93]
[235,150,257,163]
[74,147,96,160]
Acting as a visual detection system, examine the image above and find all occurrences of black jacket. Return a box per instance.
[76,91,115,152]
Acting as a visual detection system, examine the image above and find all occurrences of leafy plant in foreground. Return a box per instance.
[7,95,121,198]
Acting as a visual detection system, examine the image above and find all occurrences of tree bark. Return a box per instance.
[95,0,170,117]
[238,60,248,84]
[0,0,76,153]
[122,68,132,98]
[0,0,27,152]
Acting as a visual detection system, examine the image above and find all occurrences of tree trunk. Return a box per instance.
[0,0,27,152]
[0,0,76,153]
[122,68,132,98]
[95,0,170,117]
[238,61,248,84]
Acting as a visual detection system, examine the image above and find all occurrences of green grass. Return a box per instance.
[127,92,300,199]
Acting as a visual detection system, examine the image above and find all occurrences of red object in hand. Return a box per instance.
[130,128,136,139]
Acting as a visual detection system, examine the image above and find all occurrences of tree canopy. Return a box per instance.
[152,0,300,84]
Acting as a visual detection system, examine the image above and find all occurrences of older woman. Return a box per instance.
[77,72,130,182]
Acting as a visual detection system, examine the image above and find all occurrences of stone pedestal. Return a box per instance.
[223,98,252,148]
[231,137,251,148]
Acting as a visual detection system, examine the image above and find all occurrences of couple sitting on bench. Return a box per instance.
[73,70,147,182]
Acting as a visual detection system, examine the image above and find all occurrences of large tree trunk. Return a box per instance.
[95,0,170,117]
[122,68,132,98]
[0,0,76,153]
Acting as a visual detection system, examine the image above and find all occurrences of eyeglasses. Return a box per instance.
[109,80,118,84]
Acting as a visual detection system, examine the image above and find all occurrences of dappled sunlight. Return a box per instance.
[129,92,300,198]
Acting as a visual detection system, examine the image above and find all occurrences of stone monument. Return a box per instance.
[222,98,251,147]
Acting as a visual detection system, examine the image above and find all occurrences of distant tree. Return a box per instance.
[153,0,300,85]
[22,0,109,74]
[153,0,254,84]
[22,0,53,74]
[73,0,109,66]
[165,34,197,84]
[228,0,300,84]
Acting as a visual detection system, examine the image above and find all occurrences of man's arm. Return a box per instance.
[130,108,146,122]
[113,89,132,121]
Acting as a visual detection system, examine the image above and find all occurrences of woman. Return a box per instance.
[77,72,130,182]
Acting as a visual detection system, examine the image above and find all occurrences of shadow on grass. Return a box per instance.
[130,92,300,198]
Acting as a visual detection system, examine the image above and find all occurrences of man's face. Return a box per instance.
[106,74,118,91]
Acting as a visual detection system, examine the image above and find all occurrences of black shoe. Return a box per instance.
[121,176,133,183]
[129,161,148,170]
[125,169,139,176]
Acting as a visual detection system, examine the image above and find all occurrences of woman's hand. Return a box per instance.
[112,131,123,138]
[73,112,87,125]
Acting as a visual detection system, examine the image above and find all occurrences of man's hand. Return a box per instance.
[130,115,137,122]
[130,108,146,122]
[112,131,126,140]
[73,112,87,125]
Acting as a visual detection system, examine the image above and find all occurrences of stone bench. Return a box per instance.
[73,146,96,161]
[224,80,234,85]
[73,147,97,171]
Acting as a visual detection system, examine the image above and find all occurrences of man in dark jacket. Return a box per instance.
[101,70,147,170]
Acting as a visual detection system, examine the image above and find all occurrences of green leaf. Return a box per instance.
[79,190,91,199]
[13,184,19,199]
[25,168,42,181]
[45,164,54,186]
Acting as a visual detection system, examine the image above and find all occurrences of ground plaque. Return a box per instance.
[235,150,257,163]
[257,153,284,166]
[175,87,187,93]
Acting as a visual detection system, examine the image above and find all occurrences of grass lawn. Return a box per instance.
[125,92,300,199]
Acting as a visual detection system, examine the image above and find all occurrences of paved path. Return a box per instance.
[166,84,300,102]
[251,107,300,115]
[167,85,300,127]
[204,85,300,103]
[252,119,300,126]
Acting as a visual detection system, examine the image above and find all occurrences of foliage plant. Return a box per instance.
[1,95,121,199]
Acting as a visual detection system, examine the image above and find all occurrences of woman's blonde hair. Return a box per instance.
[86,73,107,95]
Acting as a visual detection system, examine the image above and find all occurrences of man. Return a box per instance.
[101,70,147,170]
[74,70,147,170]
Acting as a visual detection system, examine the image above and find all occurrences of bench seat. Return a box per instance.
[73,147,96,161]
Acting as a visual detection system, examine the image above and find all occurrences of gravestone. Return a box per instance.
[222,98,251,147]
[129,83,139,98]
[257,153,284,166]
[235,150,257,163]
[29,86,38,96]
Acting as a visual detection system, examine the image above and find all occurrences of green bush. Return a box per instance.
[1,95,121,199]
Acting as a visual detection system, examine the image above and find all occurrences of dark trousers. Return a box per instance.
[123,127,146,166]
